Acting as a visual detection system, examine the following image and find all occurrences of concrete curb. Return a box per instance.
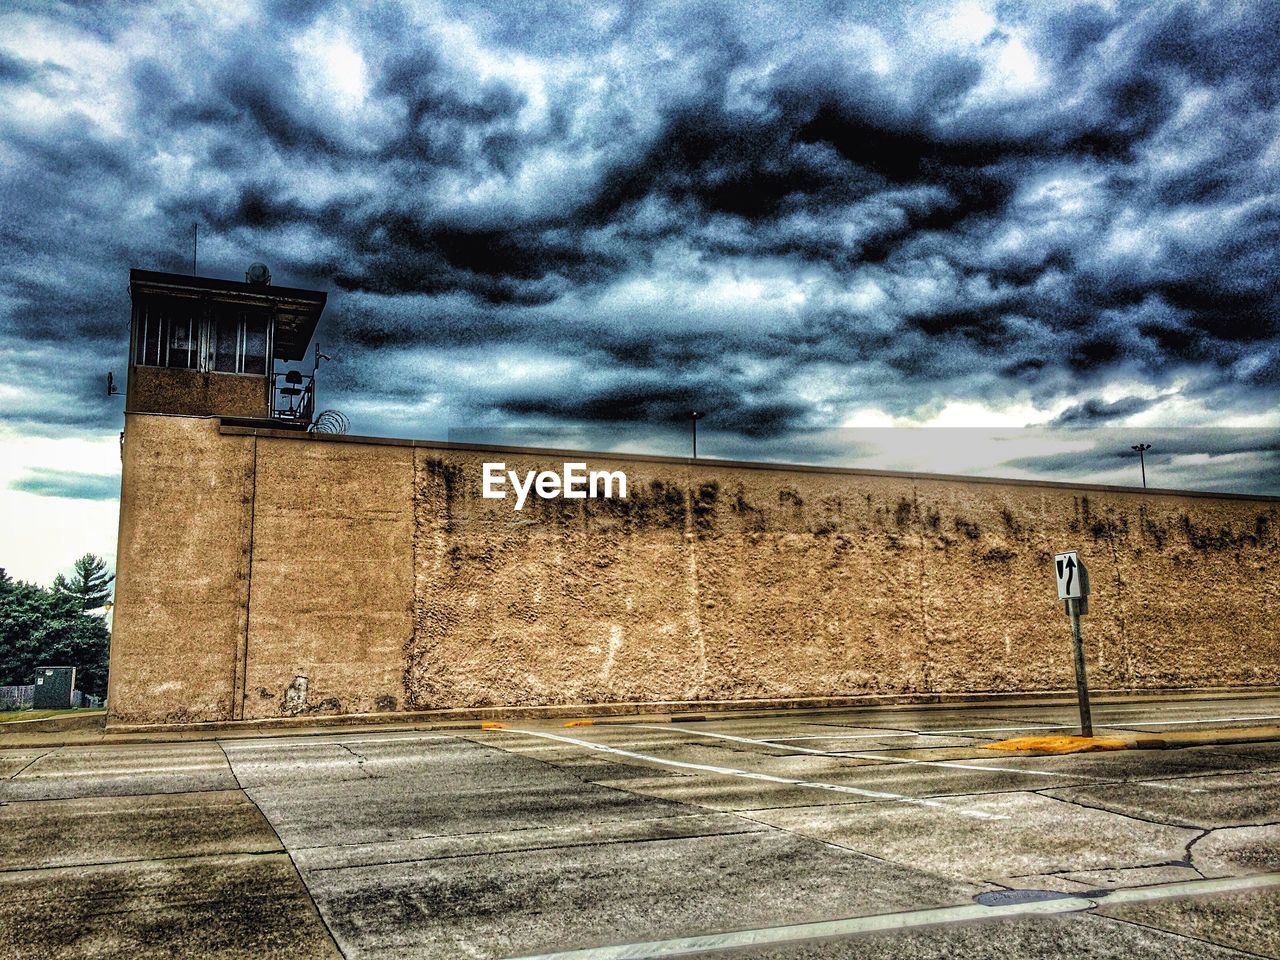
[93,683,1280,735]
[5,722,1280,752]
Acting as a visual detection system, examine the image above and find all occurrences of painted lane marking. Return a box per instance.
[1100,872,1280,903]
[496,728,1007,821]
[220,734,454,749]
[11,763,229,778]
[625,725,1205,793]
[766,733,928,741]
[622,724,1095,781]
[924,714,1280,736]
[837,752,1201,792]
[501,872,1280,960]
[768,713,1280,740]
[622,724,869,756]
[1092,714,1280,729]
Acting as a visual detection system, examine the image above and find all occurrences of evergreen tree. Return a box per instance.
[0,571,111,698]
[52,554,114,611]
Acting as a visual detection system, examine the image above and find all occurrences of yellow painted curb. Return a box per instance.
[983,734,1127,754]
[563,720,594,727]
[480,722,507,730]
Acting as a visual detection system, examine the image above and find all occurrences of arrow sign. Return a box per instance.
[1054,551,1087,600]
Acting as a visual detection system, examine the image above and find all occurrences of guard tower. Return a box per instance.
[126,265,327,427]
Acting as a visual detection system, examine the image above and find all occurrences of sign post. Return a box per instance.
[1054,551,1093,737]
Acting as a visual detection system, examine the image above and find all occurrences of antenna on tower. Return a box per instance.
[192,222,198,276]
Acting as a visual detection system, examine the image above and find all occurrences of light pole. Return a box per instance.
[691,411,701,459]
[1131,443,1152,488]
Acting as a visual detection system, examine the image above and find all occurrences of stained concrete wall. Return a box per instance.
[127,366,271,419]
[107,414,1280,725]
[107,415,255,722]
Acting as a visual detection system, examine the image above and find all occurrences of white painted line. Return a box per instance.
[1100,714,1280,729]
[766,733,923,742]
[833,753,1199,792]
[916,714,1280,736]
[623,724,1093,781]
[502,872,1280,960]
[497,728,1007,821]
[1101,872,1280,904]
[12,763,228,778]
[623,724,859,757]
[841,751,1109,779]
[220,734,454,749]
[911,724,1082,735]
[505,899,1091,960]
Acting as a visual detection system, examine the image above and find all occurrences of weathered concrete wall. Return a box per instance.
[107,415,255,722]
[241,436,413,720]
[107,415,1280,724]
[127,366,270,419]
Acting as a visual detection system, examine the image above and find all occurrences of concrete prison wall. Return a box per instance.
[106,413,1280,725]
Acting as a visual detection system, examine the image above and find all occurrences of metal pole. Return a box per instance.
[691,412,699,459]
[192,223,198,276]
[1068,598,1093,737]
[1131,442,1151,488]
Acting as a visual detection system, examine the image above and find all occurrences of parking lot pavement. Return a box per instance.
[0,741,239,801]
[0,781,339,959]
[2,694,1280,958]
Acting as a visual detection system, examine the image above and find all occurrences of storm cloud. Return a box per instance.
[1,0,1278,492]
[9,467,119,501]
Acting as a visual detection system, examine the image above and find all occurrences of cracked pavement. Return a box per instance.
[2,694,1279,958]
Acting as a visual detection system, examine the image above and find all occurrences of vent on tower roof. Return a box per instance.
[245,262,272,285]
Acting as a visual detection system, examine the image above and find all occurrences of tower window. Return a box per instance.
[213,313,239,372]
[212,310,270,374]
[134,303,198,369]
[242,313,269,375]
[133,300,272,375]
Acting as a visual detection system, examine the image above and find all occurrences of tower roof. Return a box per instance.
[129,268,327,361]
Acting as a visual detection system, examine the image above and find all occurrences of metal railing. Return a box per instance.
[272,369,315,425]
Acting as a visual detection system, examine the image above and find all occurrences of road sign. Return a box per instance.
[1054,551,1089,600]
[1053,551,1093,737]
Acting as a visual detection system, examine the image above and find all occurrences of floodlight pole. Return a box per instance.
[1068,598,1093,737]
[1131,443,1152,488]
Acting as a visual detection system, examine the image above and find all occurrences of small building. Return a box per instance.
[33,666,76,710]
[127,266,327,427]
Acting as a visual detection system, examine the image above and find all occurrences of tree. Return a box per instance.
[0,574,111,698]
[52,554,114,611]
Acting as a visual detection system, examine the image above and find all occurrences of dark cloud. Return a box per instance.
[10,468,119,500]
[0,51,38,84]
[1052,395,1156,426]
[494,373,809,439]
[2,0,1278,493]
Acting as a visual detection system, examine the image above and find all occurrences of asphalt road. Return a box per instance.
[3,694,1280,959]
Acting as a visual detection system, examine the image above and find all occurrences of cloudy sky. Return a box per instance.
[2,0,1278,584]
